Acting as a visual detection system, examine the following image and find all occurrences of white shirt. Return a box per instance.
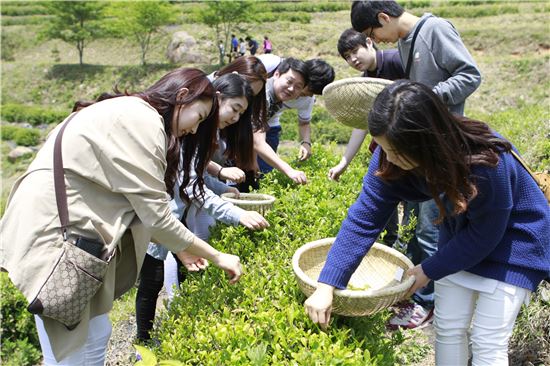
[267,96,315,128]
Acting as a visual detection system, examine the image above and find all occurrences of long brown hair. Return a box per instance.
[215,56,268,132]
[73,68,218,203]
[368,80,511,222]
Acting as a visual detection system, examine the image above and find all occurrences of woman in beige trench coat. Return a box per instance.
[0,68,242,364]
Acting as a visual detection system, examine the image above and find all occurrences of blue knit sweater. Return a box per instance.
[319,147,550,292]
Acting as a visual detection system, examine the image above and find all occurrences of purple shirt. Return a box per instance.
[364,49,405,81]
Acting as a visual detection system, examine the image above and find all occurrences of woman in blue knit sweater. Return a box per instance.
[305,80,550,365]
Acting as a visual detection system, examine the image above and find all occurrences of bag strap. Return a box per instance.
[509,149,538,183]
[405,16,431,78]
[53,112,78,240]
[509,150,550,204]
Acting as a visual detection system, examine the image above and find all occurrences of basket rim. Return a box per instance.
[322,76,394,95]
[221,192,276,205]
[292,237,415,298]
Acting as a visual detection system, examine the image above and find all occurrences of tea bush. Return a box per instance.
[1,125,19,141]
[2,103,68,125]
[1,125,41,146]
[150,145,418,365]
[13,128,41,146]
[0,15,52,26]
[0,2,48,16]
[280,106,352,144]
[255,12,312,24]
[0,272,41,366]
[432,4,519,18]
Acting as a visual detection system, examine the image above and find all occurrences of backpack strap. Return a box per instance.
[405,16,431,78]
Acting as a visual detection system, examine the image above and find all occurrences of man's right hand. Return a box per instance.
[287,169,307,184]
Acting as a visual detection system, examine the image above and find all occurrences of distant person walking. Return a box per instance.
[231,34,239,53]
[239,38,246,57]
[218,40,225,65]
[245,36,258,55]
[230,34,239,62]
[263,36,273,54]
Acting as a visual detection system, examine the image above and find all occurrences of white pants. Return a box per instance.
[35,314,111,366]
[164,252,179,300]
[434,276,530,366]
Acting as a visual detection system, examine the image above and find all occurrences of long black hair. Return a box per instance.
[213,73,255,170]
[215,56,268,132]
[73,68,218,203]
[368,80,511,221]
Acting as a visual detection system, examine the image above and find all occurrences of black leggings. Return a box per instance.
[135,253,185,341]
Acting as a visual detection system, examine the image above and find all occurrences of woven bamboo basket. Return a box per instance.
[323,77,394,130]
[220,192,276,215]
[292,237,415,316]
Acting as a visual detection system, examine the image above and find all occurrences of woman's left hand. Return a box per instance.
[406,264,431,297]
[220,167,246,183]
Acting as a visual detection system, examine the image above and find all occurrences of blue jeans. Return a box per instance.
[258,125,282,173]
[401,199,439,309]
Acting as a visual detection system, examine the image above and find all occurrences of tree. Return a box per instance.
[107,1,175,66]
[42,1,107,66]
[195,1,255,66]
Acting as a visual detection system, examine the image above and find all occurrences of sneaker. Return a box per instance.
[387,301,434,330]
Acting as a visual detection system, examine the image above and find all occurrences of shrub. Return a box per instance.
[150,145,418,365]
[432,4,518,18]
[399,0,432,9]
[255,2,347,13]
[0,2,48,16]
[0,15,52,26]
[0,272,41,366]
[255,11,311,24]
[2,103,68,125]
[2,124,42,147]
[1,32,18,61]
[13,128,41,146]
[279,106,352,144]
[1,125,19,141]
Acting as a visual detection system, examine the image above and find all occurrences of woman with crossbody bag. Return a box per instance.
[0,68,243,365]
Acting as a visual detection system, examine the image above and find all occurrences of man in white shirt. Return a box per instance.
[255,56,335,182]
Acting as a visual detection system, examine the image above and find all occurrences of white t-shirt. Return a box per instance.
[267,95,315,128]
